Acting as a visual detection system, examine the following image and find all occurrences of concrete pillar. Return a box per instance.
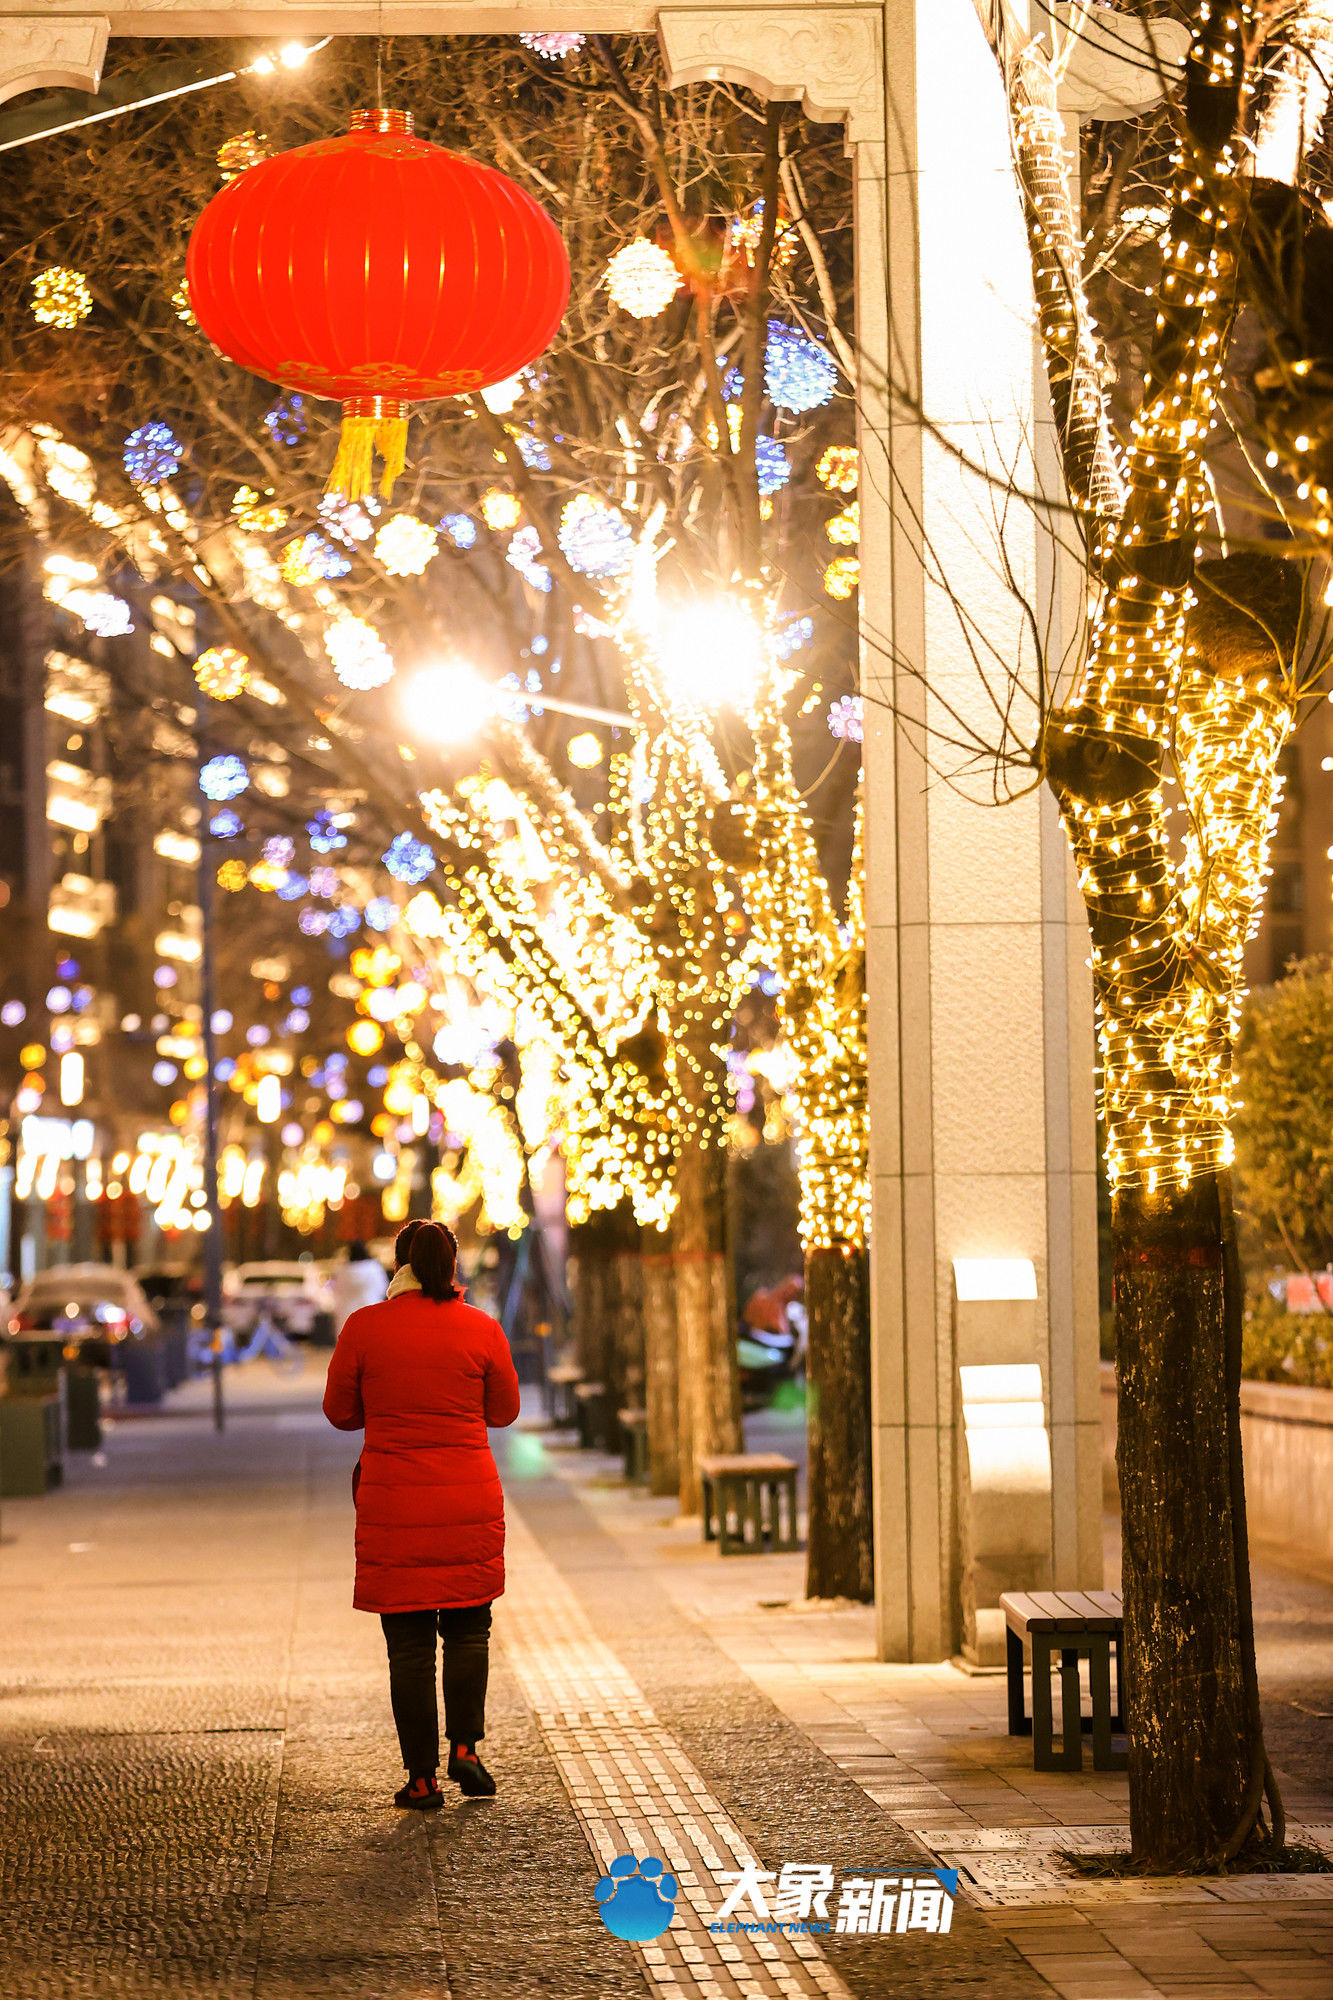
[861,0,1102,1660]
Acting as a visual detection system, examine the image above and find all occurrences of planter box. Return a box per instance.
[1100,1361,1333,1570]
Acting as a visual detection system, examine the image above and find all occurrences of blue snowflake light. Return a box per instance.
[209,808,243,839]
[328,905,360,939]
[558,495,634,578]
[263,835,295,867]
[365,895,399,931]
[276,871,309,902]
[755,435,791,496]
[440,513,478,550]
[828,693,864,743]
[123,421,183,484]
[775,614,814,660]
[264,393,306,446]
[307,809,347,853]
[309,866,340,899]
[511,428,551,471]
[292,531,351,580]
[199,753,249,801]
[298,906,329,936]
[383,833,434,884]
[764,322,836,413]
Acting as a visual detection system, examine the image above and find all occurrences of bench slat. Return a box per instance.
[698,1453,796,1476]
[1051,1590,1118,1630]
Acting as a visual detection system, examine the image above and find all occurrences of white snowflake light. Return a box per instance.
[325,614,394,690]
[604,240,681,319]
[558,495,634,578]
[519,31,586,58]
[374,514,437,577]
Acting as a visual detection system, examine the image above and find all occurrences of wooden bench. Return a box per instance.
[1000,1589,1126,1773]
[544,1361,584,1428]
[618,1407,649,1485]
[699,1453,799,1555]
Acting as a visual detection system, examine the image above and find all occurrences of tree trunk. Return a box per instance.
[641,1242,680,1495]
[568,1201,639,1425]
[672,1127,742,1513]
[804,1242,873,1601]
[1114,1173,1261,1868]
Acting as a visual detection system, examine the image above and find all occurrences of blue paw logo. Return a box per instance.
[595,1853,679,1940]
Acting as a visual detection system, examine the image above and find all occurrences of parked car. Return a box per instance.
[134,1264,204,1323]
[6,1265,160,1368]
[222,1261,326,1339]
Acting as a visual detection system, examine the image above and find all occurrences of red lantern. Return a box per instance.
[186,108,569,500]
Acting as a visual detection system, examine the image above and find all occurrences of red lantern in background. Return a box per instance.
[186,108,570,501]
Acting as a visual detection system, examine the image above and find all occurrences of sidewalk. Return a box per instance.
[531,1412,1333,2000]
[0,1358,1328,1999]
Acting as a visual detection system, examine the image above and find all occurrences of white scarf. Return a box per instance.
[386,1266,420,1300]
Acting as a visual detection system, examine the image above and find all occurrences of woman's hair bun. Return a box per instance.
[408,1219,461,1302]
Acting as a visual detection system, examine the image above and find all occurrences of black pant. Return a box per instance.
[380,1604,492,1774]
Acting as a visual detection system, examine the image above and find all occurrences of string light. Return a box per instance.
[728,199,795,270]
[31,267,92,327]
[374,513,437,577]
[217,858,248,891]
[604,239,681,318]
[194,646,250,699]
[171,281,195,326]
[65,590,134,637]
[568,732,603,768]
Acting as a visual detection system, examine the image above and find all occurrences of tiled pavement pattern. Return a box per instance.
[2,1358,1330,2000]
[554,1427,1333,2000]
[499,1505,850,2000]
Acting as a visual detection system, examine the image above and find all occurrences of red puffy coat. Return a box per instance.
[322,1288,521,1613]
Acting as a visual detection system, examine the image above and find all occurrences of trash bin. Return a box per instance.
[0,1391,65,1495]
[161,1323,191,1388]
[121,1334,166,1406]
[65,1366,102,1451]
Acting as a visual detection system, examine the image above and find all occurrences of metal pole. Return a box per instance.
[196,695,226,1433]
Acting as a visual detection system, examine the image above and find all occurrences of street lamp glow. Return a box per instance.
[59,1051,84,1106]
[657,599,767,709]
[403,661,496,745]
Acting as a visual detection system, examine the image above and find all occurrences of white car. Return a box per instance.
[222,1261,326,1339]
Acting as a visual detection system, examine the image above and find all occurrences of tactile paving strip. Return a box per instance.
[500,1508,852,2000]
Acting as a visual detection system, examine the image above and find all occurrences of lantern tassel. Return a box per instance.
[326,401,409,503]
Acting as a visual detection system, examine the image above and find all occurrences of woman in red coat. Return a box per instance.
[323,1217,521,1809]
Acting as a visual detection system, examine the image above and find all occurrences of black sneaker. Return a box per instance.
[447,1744,496,1797]
[394,1772,444,1811]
